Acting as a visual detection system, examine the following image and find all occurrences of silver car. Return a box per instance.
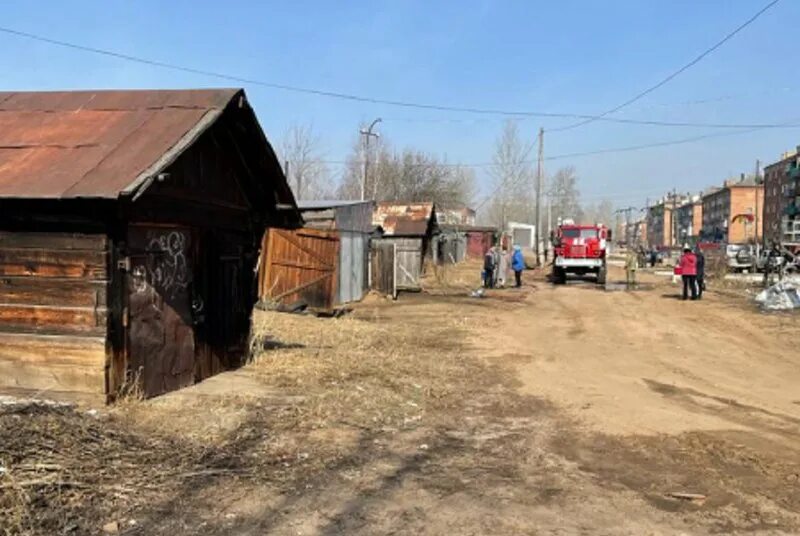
[726,244,754,272]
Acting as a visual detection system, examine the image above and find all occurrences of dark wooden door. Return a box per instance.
[126,225,195,397]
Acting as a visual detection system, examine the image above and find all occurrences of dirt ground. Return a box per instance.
[2,259,799,535]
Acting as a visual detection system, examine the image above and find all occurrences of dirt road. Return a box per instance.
[482,269,800,438]
[3,262,799,535]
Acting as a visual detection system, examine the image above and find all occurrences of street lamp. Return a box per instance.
[360,118,382,201]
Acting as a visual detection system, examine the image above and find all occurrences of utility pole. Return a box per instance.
[755,158,761,255]
[535,127,544,266]
[360,118,382,201]
[615,206,637,246]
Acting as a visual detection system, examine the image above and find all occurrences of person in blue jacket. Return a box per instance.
[511,245,525,288]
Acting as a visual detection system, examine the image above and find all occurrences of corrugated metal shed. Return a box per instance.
[372,202,437,237]
[0,88,295,204]
[296,200,374,304]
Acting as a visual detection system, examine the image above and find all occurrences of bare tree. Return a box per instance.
[548,166,581,224]
[279,123,333,201]
[582,198,615,226]
[337,129,475,207]
[484,120,534,229]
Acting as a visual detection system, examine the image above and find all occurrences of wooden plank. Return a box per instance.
[0,277,107,307]
[0,248,108,279]
[0,304,107,335]
[0,332,106,395]
[0,332,106,365]
[0,231,108,251]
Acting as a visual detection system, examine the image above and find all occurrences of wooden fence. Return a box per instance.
[258,228,339,309]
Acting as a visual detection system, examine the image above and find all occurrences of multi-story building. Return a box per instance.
[646,193,689,248]
[675,195,703,244]
[701,177,764,244]
[763,148,800,245]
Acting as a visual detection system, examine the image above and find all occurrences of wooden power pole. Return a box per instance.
[535,127,544,265]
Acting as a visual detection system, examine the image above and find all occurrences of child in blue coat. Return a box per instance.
[511,246,525,288]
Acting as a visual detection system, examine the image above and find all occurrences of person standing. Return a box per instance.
[511,245,525,288]
[695,247,705,299]
[491,247,501,288]
[625,249,638,287]
[497,247,509,288]
[483,248,495,289]
[679,245,698,300]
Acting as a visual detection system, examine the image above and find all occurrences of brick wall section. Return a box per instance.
[692,204,703,238]
[728,185,764,244]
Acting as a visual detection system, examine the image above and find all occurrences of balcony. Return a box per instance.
[789,166,800,179]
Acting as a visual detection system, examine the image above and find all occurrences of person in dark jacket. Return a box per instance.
[483,249,495,288]
[511,245,525,288]
[678,245,698,300]
[695,247,705,299]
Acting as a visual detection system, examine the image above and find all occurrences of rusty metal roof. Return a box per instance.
[0,88,241,199]
[372,202,436,236]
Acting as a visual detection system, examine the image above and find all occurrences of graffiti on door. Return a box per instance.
[136,230,191,299]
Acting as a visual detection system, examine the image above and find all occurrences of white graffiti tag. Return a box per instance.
[146,231,190,298]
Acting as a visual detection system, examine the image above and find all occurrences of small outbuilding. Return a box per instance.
[0,88,300,402]
[258,200,373,308]
[371,202,438,290]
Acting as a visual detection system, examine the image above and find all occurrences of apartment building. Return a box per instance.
[701,178,764,244]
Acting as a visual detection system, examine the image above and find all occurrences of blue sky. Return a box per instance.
[1,0,797,209]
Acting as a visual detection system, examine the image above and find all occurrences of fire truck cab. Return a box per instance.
[552,221,610,285]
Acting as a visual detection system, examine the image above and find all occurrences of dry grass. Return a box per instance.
[0,275,498,534]
[422,259,483,294]
[248,306,478,431]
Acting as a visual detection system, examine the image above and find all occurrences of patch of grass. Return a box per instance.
[248,309,478,430]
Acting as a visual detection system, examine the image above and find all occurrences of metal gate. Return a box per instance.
[259,228,339,309]
[126,225,196,397]
[338,231,368,304]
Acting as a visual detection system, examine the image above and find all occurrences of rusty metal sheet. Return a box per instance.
[372,202,435,237]
[0,89,237,112]
[0,89,239,199]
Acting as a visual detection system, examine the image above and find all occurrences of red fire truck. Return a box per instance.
[551,221,610,285]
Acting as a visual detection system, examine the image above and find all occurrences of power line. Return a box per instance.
[382,114,800,129]
[549,0,782,133]
[291,117,800,171]
[470,117,800,210]
[0,24,790,130]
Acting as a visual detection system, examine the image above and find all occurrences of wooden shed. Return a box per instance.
[371,202,438,291]
[436,224,497,262]
[258,200,373,308]
[0,88,300,402]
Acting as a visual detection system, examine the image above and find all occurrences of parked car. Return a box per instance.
[725,244,754,272]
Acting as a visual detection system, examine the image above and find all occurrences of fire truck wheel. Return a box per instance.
[597,266,607,285]
[553,267,566,285]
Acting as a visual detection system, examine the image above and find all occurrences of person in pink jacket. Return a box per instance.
[679,245,698,301]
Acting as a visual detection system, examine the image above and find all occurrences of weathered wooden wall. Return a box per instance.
[259,228,339,309]
[0,231,109,399]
